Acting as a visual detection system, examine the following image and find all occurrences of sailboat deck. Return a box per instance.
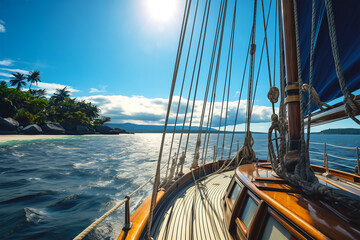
[150,171,234,240]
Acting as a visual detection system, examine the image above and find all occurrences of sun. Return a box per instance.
[146,0,178,23]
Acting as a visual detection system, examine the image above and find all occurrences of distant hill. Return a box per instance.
[106,123,220,133]
[319,128,360,135]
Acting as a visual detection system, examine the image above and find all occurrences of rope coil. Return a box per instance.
[267,86,279,103]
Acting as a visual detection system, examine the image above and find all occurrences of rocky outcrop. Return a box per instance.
[76,125,95,134]
[22,124,43,134]
[95,125,113,134]
[41,122,65,134]
[0,117,19,131]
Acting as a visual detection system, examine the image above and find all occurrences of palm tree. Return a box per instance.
[0,80,7,87]
[10,72,27,90]
[29,88,47,98]
[53,87,71,101]
[27,70,41,90]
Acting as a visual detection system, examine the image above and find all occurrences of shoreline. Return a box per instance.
[0,134,108,144]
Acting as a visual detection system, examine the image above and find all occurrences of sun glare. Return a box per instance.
[146,0,178,23]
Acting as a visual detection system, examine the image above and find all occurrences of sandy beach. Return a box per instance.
[0,135,77,143]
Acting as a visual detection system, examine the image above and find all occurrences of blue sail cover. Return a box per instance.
[295,0,360,110]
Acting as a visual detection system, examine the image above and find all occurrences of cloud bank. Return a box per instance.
[0,59,13,66]
[36,82,80,95]
[80,94,274,127]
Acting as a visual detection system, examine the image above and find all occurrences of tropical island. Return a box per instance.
[0,71,127,135]
[318,128,360,135]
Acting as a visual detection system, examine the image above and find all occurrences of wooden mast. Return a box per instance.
[281,0,301,152]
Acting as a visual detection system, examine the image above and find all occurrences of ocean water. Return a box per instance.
[0,133,359,240]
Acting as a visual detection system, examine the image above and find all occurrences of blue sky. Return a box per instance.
[0,0,358,132]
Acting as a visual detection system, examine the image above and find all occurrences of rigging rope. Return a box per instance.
[191,0,228,168]
[73,174,155,240]
[219,0,237,161]
[324,0,360,125]
[199,0,226,165]
[236,0,258,165]
[268,0,360,222]
[183,0,211,165]
[146,0,192,237]
[162,0,201,187]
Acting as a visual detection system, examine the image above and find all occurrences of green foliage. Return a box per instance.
[93,116,111,126]
[14,109,36,124]
[52,87,70,102]
[61,111,90,125]
[0,81,105,126]
[29,89,47,98]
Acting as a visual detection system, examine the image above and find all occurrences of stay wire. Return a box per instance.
[165,0,201,181]
[221,0,237,160]
[200,0,226,163]
[146,0,191,238]
[184,0,212,156]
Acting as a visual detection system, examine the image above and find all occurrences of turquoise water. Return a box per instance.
[0,133,359,239]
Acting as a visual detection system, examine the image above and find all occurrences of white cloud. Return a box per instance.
[89,86,107,93]
[0,68,29,75]
[79,94,274,127]
[0,20,5,33]
[0,59,14,66]
[0,72,12,78]
[36,82,80,95]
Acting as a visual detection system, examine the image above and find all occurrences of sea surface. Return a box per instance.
[0,133,359,240]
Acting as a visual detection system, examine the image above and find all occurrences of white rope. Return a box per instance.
[309,150,324,156]
[310,141,356,150]
[310,159,324,163]
[325,143,357,150]
[326,153,357,162]
[329,161,355,169]
[73,176,154,240]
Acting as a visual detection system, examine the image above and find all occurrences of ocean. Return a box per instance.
[0,133,359,239]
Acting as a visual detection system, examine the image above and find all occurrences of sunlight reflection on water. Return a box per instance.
[0,133,359,239]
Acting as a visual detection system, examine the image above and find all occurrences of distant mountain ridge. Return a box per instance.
[106,123,220,133]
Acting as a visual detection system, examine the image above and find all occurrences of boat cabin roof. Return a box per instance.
[224,163,360,240]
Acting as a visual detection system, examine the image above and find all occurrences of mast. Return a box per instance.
[280,0,301,152]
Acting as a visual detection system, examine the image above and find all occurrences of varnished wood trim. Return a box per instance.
[306,97,360,126]
[268,209,307,240]
[235,217,247,238]
[286,83,299,91]
[229,185,247,233]
[118,190,165,240]
[236,167,328,240]
[311,165,360,182]
[247,200,266,240]
[254,177,288,183]
[281,0,301,144]
[285,95,300,104]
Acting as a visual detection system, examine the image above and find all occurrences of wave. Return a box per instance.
[0,191,57,205]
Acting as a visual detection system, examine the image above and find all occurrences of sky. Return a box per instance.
[0,0,359,132]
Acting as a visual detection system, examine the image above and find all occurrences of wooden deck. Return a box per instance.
[150,171,234,240]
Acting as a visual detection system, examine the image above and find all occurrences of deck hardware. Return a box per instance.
[324,143,326,167]
[323,153,330,177]
[122,196,133,231]
[356,146,359,175]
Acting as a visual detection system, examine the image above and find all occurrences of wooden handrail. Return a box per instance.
[305,95,360,126]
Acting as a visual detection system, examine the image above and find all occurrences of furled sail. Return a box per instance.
[295,0,360,110]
